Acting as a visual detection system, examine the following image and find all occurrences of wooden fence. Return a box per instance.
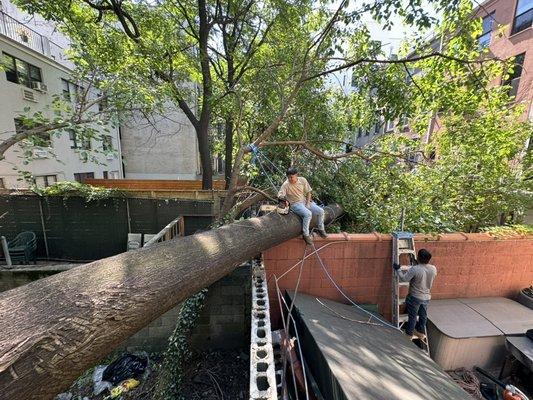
[85,179,226,190]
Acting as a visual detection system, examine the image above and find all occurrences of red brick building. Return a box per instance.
[353,0,532,148]
[476,0,532,119]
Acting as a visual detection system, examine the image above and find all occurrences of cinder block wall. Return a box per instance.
[264,233,533,329]
[121,264,251,352]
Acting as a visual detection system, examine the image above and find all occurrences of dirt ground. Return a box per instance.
[59,349,249,400]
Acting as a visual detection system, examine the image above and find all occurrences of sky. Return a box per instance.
[327,1,440,93]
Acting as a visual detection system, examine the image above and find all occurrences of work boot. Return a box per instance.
[316,229,328,239]
[413,330,426,340]
[303,234,313,245]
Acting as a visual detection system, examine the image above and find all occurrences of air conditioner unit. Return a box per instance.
[33,148,49,159]
[22,88,38,103]
[31,82,48,93]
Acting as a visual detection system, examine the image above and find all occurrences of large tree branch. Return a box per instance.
[0,120,92,159]
[81,0,140,40]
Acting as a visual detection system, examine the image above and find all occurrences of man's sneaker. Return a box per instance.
[303,234,313,245]
[413,330,426,340]
[316,229,328,239]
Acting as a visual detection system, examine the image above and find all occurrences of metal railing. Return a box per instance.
[144,216,185,247]
[0,10,66,64]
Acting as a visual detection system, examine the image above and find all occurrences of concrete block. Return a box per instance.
[250,260,277,400]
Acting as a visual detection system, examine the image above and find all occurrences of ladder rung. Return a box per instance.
[399,297,406,305]
[398,314,409,322]
[398,249,416,254]
[398,282,409,286]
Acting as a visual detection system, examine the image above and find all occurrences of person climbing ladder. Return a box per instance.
[278,167,328,245]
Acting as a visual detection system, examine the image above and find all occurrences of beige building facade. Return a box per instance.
[0,2,122,188]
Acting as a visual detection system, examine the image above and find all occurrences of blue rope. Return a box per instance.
[248,144,280,194]
[257,150,285,176]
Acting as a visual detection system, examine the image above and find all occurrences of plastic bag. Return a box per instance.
[102,353,148,385]
[93,365,113,396]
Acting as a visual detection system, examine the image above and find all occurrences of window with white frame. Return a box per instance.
[34,175,57,188]
[478,12,495,47]
[102,135,113,151]
[504,52,525,98]
[61,78,84,101]
[69,130,91,150]
[2,53,42,88]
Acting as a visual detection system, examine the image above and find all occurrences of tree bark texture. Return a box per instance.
[0,204,342,400]
[224,117,234,188]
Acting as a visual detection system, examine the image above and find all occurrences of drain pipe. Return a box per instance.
[249,258,278,400]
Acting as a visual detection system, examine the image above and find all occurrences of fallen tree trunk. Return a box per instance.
[0,204,342,400]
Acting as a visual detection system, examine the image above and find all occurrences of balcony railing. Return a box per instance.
[0,10,67,65]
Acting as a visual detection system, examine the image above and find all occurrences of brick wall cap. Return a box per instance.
[437,233,468,241]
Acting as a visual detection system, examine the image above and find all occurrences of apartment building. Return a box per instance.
[352,0,533,148]
[0,1,123,189]
[120,104,202,180]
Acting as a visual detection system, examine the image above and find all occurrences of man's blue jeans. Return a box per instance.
[405,294,429,335]
[290,202,325,235]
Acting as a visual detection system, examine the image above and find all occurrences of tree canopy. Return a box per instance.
[9,0,533,232]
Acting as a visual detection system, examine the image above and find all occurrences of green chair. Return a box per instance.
[7,231,37,264]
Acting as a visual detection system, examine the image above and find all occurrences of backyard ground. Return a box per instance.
[61,349,249,400]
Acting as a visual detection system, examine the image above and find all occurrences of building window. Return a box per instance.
[109,171,120,179]
[98,92,108,112]
[2,53,42,88]
[479,12,495,47]
[35,175,57,188]
[103,171,109,179]
[69,130,91,150]
[74,172,94,183]
[102,135,113,151]
[61,78,71,100]
[512,0,533,35]
[504,53,525,98]
[61,78,84,101]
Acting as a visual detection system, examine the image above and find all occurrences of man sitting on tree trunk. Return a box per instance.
[278,167,328,245]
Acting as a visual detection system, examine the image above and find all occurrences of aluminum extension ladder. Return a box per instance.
[392,231,430,356]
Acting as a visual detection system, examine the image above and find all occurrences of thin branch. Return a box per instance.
[235,185,277,201]
[303,52,501,82]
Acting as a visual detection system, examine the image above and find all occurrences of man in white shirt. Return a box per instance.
[278,167,327,245]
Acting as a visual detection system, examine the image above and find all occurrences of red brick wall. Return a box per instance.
[264,233,533,329]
